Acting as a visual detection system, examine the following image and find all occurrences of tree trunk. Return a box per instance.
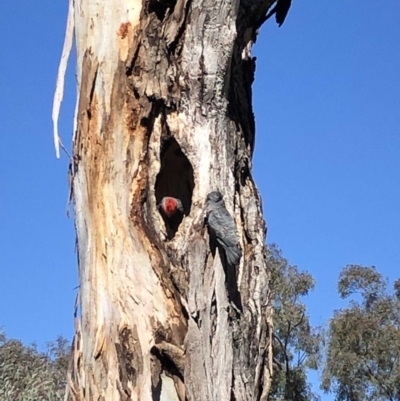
[63,0,275,399]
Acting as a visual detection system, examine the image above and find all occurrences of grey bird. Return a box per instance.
[205,191,242,266]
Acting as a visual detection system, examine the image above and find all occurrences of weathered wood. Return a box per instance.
[66,0,277,399]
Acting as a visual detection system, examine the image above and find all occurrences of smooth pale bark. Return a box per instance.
[64,0,276,399]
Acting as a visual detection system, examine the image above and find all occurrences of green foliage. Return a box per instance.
[0,330,70,401]
[322,265,400,401]
[267,244,322,401]
[337,265,386,302]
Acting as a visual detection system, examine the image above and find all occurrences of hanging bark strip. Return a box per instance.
[56,0,283,399]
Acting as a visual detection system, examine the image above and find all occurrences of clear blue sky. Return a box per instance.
[1,0,399,397]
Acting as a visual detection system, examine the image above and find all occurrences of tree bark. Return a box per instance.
[64,0,275,399]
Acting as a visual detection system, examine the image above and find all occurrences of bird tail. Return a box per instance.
[224,245,242,266]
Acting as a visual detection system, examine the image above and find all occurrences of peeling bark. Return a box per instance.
[65,0,278,399]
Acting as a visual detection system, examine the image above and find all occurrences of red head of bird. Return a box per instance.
[159,196,184,217]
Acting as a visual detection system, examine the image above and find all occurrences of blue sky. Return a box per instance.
[254,0,400,326]
[1,0,399,397]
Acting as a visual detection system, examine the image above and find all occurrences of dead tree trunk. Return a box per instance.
[57,0,279,399]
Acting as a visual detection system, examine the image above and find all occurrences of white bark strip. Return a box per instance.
[52,0,75,158]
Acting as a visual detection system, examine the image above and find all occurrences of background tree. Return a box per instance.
[322,265,400,401]
[267,245,322,401]
[53,0,293,399]
[0,330,70,401]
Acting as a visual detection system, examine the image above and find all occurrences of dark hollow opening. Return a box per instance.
[147,0,177,21]
[155,137,194,239]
